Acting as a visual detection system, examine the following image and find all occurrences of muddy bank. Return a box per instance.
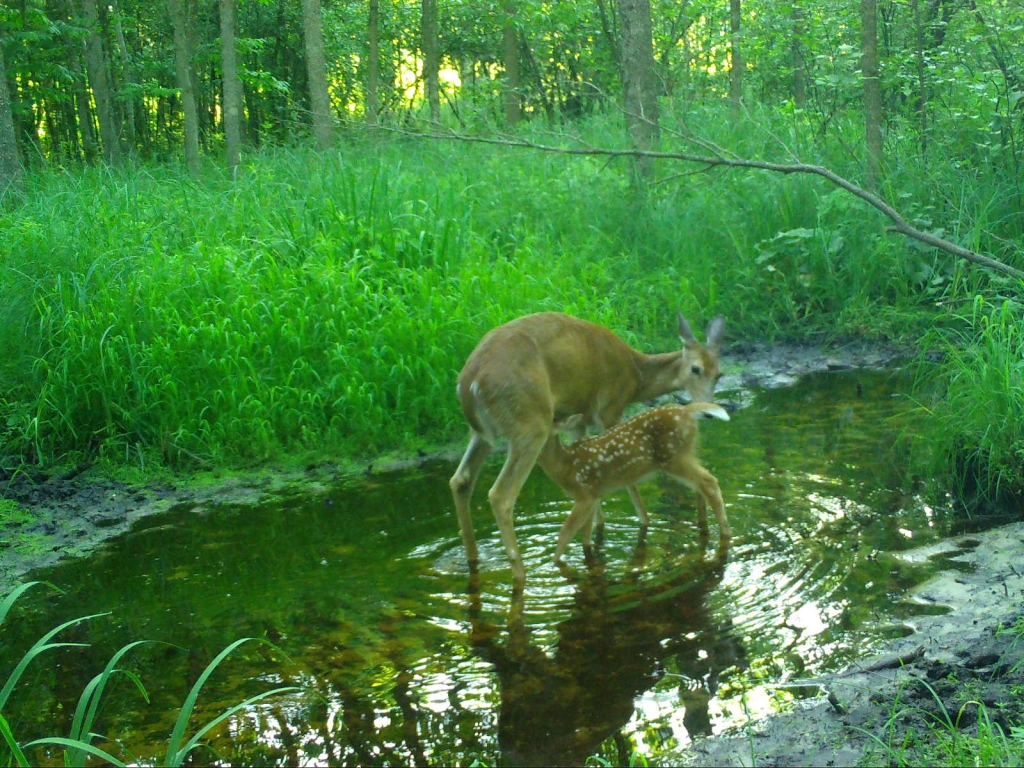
[684,522,1024,767]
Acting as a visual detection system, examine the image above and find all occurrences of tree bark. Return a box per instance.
[618,0,659,175]
[80,0,121,163]
[367,0,380,124]
[730,0,742,119]
[302,0,333,148]
[421,0,440,122]
[503,1,520,126]
[862,0,883,190]
[220,0,243,172]
[0,43,23,197]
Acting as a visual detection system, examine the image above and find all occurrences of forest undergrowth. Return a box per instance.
[0,105,1021,505]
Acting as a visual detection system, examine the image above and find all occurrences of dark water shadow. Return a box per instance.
[466,552,743,766]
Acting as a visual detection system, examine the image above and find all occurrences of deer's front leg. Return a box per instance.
[626,485,650,527]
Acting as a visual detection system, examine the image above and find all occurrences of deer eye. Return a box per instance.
[691,365,702,376]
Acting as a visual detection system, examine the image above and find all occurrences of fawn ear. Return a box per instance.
[553,413,585,433]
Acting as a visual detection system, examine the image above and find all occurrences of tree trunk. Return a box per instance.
[729,0,742,119]
[69,39,98,161]
[367,0,380,124]
[503,0,520,126]
[302,0,333,148]
[421,0,440,122]
[169,0,200,172]
[80,0,121,163]
[220,0,243,172]
[792,3,805,107]
[109,0,137,152]
[618,0,659,175]
[0,43,23,197]
[862,0,883,189]
[912,0,928,150]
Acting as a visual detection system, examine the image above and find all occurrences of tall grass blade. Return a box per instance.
[0,712,30,767]
[21,736,126,766]
[66,640,154,767]
[0,612,109,712]
[163,637,299,766]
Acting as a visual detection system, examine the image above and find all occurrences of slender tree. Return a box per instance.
[730,0,742,119]
[67,34,98,161]
[792,3,805,107]
[109,0,137,151]
[170,0,200,172]
[912,0,928,149]
[862,0,883,189]
[503,0,520,126]
[367,0,380,124]
[618,0,659,174]
[0,41,22,196]
[220,0,243,172]
[301,0,333,148]
[80,0,121,163]
[421,0,439,122]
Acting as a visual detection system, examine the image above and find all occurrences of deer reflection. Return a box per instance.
[467,555,745,767]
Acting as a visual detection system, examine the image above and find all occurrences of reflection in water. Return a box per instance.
[2,371,985,766]
[466,553,743,766]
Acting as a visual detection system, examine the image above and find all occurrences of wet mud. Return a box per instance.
[685,524,1024,766]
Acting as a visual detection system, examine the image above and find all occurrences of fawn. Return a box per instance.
[538,402,731,562]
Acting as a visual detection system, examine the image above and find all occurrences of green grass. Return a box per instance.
[0,582,301,767]
[0,104,1018,475]
[858,676,1024,767]
[910,295,1024,507]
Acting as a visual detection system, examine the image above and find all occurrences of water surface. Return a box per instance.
[4,371,965,766]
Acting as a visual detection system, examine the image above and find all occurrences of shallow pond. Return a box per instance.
[5,371,971,766]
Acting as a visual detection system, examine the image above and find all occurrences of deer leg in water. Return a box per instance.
[554,497,600,562]
[626,485,650,527]
[450,431,493,565]
[695,492,711,547]
[669,458,730,550]
[487,433,546,588]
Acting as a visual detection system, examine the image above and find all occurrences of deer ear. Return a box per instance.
[705,315,725,351]
[553,413,585,433]
[678,312,696,343]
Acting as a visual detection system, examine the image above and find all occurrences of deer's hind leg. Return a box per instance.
[450,431,493,566]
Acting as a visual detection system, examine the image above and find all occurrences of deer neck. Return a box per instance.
[632,350,684,402]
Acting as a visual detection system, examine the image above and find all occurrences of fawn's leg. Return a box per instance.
[554,498,599,562]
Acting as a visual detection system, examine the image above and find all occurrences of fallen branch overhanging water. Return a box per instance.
[371,123,1024,283]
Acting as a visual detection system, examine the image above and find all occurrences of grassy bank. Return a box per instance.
[0,106,1020,498]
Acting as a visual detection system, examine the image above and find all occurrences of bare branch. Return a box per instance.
[372,123,1024,282]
